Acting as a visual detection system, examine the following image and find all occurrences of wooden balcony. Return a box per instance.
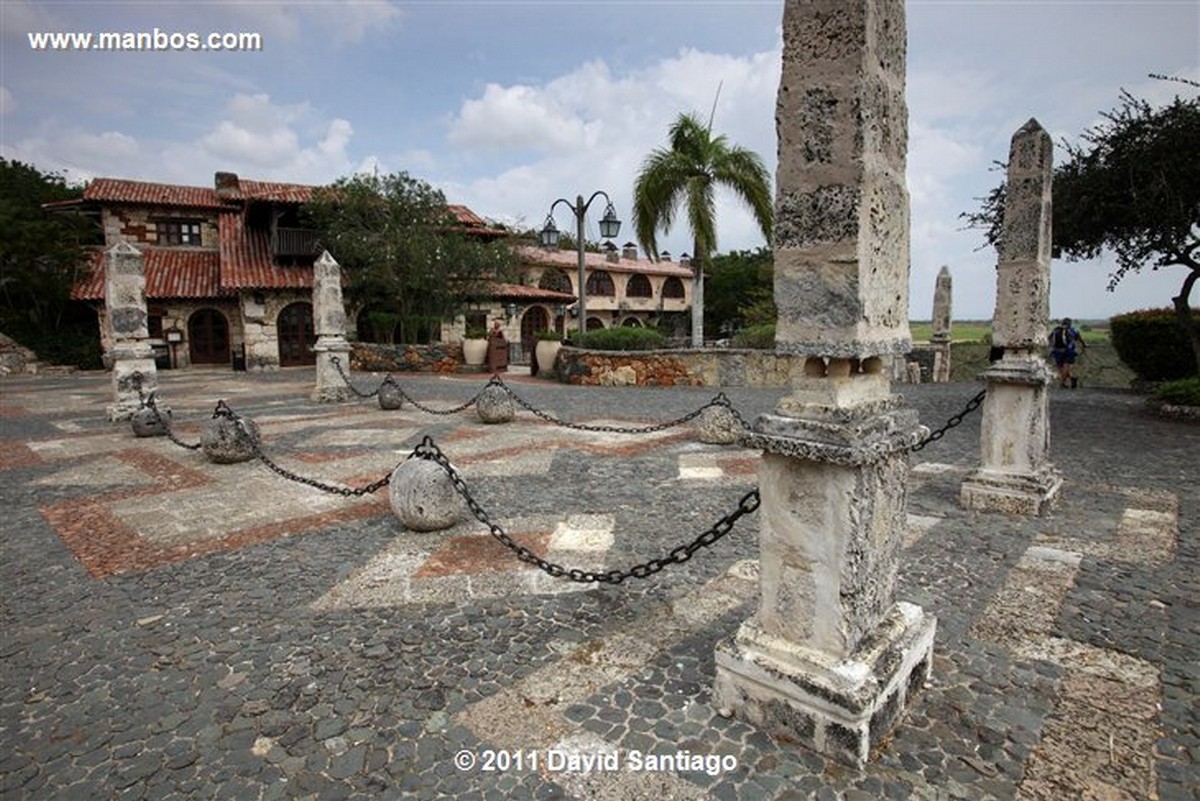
[272,227,319,257]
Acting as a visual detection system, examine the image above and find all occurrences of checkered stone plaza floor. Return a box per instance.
[1,367,1196,800]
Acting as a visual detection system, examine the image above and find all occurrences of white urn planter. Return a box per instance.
[535,340,562,374]
[462,338,488,366]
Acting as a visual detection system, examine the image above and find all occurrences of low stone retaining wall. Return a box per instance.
[556,341,1137,389]
[350,342,466,374]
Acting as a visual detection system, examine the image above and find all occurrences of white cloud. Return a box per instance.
[444,46,780,257]
[221,0,402,45]
[0,86,13,114]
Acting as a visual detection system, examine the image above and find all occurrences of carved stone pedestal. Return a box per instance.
[715,601,934,765]
[312,339,352,403]
[960,356,1061,516]
[717,375,935,766]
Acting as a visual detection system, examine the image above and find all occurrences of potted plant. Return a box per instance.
[462,325,488,366]
[533,328,565,376]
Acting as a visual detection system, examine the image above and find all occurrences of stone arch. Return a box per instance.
[277,302,316,366]
[538,269,572,294]
[585,271,615,297]
[626,273,652,298]
[187,307,229,365]
[662,276,685,299]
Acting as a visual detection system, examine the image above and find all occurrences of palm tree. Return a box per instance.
[633,112,773,347]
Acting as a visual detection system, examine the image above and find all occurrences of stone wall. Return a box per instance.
[556,342,1138,389]
[350,342,466,374]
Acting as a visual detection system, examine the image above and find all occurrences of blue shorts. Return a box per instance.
[1052,348,1076,366]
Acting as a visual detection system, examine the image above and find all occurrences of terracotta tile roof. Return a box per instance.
[71,248,225,301]
[517,245,694,277]
[238,180,316,204]
[218,211,313,289]
[487,282,576,302]
[82,178,227,209]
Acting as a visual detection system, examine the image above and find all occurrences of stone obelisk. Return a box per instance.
[104,242,158,421]
[311,250,352,403]
[931,265,952,382]
[713,0,935,766]
[960,119,1061,515]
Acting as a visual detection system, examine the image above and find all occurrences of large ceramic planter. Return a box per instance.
[535,340,562,375]
[462,339,487,366]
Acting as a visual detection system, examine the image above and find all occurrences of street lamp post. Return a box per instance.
[540,192,621,341]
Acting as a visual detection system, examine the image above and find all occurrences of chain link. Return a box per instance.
[130,371,208,451]
[330,356,384,399]
[500,382,751,435]
[911,388,987,452]
[410,435,759,584]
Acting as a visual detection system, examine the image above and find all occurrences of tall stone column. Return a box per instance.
[931,265,952,382]
[713,0,935,766]
[960,120,1061,515]
[311,250,352,403]
[104,242,157,421]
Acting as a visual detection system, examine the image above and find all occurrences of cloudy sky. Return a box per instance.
[2,0,1196,320]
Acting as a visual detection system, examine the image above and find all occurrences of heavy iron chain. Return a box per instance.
[330,356,384,399]
[911,388,987,452]
[131,371,207,451]
[410,435,761,584]
[221,408,393,497]
[501,382,752,435]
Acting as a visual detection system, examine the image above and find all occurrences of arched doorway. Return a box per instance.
[520,306,549,353]
[278,302,316,366]
[188,308,229,366]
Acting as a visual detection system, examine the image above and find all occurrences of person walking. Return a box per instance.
[1049,317,1085,388]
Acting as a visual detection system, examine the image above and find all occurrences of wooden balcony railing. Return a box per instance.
[272,227,319,257]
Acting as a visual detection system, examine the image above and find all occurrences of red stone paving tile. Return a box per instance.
[37,445,391,579]
[721,457,759,476]
[0,405,31,417]
[413,531,553,578]
[0,440,45,469]
[289,450,372,464]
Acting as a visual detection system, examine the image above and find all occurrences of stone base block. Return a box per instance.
[107,355,157,422]
[960,467,1061,516]
[713,602,935,766]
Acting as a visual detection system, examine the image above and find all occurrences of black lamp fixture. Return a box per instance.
[539,215,560,249]
[540,191,621,340]
[505,302,518,320]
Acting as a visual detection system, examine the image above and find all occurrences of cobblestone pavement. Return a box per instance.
[1,367,1196,801]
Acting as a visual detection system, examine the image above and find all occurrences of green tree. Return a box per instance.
[0,159,98,366]
[633,112,773,347]
[305,172,517,343]
[963,84,1200,373]
[704,247,775,338]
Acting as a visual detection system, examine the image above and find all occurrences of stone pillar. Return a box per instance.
[104,242,157,421]
[311,250,352,403]
[960,120,1061,516]
[931,265,952,382]
[713,0,935,767]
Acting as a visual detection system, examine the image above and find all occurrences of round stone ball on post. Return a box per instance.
[475,384,514,424]
[131,404,170,438]
[388,459,467,531]
[378,379,403,410]
[201,411,261,464]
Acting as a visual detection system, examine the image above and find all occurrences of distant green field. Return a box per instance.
[909,321,1109,343]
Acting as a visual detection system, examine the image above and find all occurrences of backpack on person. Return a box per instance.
[1051,325,1074,350]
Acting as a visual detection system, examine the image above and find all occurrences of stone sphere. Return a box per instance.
[475,384,514,424]
[388,459,466,531]
[696,405,741,445]
[201,414,261,464]
[378,381,403,410]
[131,406,169,438]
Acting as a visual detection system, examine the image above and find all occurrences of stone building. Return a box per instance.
[67,173,696,370]
[67,172,506,370]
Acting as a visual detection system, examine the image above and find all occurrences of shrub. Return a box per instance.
[579,326,666,351]
[732,323,775,350]
[534,328,565,342]
[1109,307,1198,381]
[463,325,487,340]
[1153,375,1200,407]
